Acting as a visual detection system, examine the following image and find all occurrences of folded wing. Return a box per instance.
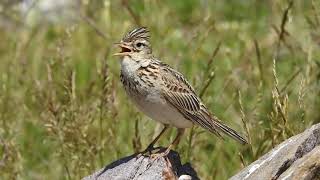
[159,63,247,145]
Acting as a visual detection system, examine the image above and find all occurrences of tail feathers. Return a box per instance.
[198,108,248,145]
[211,118,248,145]
[180,105,248,144]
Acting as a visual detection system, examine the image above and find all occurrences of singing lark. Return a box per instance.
[114,27,247,157]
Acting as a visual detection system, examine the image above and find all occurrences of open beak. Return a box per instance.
[113,43,132,56]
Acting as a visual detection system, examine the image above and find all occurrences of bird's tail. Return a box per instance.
[210,116,248,145]
[199,108,248,145]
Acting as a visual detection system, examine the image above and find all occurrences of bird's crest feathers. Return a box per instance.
[122,27,150,42]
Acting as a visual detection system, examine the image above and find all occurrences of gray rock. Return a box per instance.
[230,123,320,180]
[278,146,320,180]
[83,148,199,180]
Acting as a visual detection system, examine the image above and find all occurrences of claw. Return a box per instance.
[135,146,161,160]
[146,152,164,169]
[146,150,171,169]
[150,148,170,160]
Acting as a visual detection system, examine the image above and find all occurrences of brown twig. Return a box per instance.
[275,0,294,58]
[272,0,294,98]
[311,0,320,26]
[238,90,253,154]
[199,71,215,98]
[79,13,109,41]
[205,41,221,73]
[254,39,264,84]
[271,24,290,38]
[280,68,302,94]
[271,24,294,55]
[238,152,246,168]
[121,0,141,26]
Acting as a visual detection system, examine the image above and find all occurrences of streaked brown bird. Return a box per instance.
[114,27,247,157]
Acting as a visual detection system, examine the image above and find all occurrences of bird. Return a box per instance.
[114,27,247,157]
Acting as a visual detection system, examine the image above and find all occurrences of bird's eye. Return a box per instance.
[136,42,144,48]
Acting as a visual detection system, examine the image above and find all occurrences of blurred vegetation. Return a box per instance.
[0,0,319,179]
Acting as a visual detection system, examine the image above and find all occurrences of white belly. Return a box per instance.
[129,91,193,128]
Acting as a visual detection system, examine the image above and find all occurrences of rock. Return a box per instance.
[83,148,199,180]
[230,123,320,180]
[278,146,320,180]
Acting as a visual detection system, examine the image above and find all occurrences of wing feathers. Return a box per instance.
[160,63,247,144]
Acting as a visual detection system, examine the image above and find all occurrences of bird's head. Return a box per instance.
[114,27,152,58]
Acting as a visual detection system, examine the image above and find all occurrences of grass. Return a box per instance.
[0,0,320,179]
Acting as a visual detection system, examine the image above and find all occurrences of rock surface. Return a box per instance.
[278,146,320,180]
[230,123,320,180]
[82,148,199,180]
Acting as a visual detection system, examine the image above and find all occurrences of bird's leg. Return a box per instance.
[140,125,169,156]
[150,128,185,159]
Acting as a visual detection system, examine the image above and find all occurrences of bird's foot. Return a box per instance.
[135,145,161,159]
[149,147,171,160]
[146,148,171,169]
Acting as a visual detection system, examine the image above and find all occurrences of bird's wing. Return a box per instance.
[159,62,247,144]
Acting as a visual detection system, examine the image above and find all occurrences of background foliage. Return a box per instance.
[0,0,319,179]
